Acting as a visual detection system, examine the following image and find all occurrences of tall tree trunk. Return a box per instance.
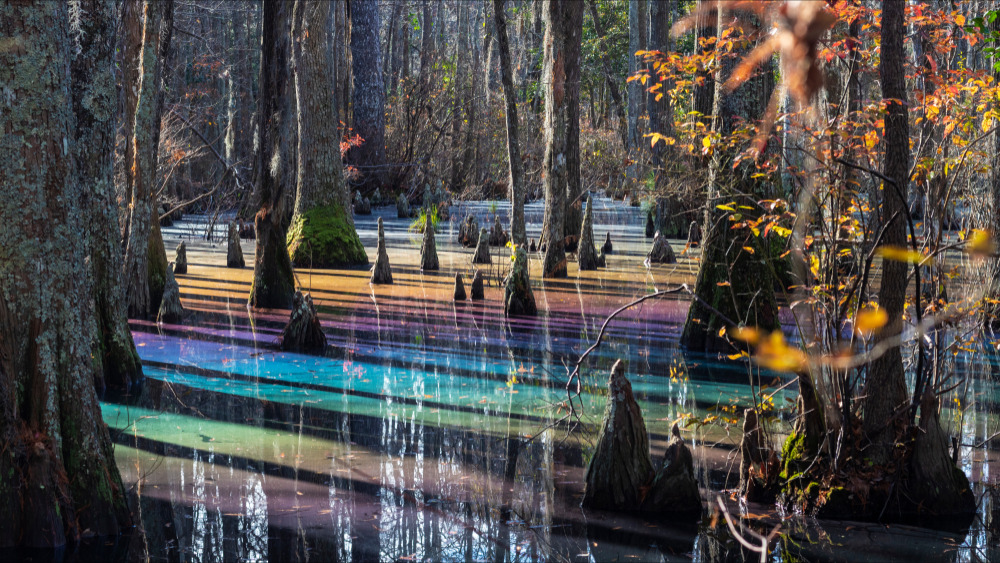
[646,0,673,168]
[122,0,163,318]
[249,0,296,310]
[680,5,778,353]
[349,0,387,191]
[626,0,647,178]
[988,1,1000,326]
[288,0,368,268]
[863,0,911,464]
[494,0,527,246]
[540,0,584,278]
[73,0,143,393]
[450,1,470,191]
[146,0,174,314]
[0,1,130,547]
[587,0,628,150]
[692,0,715,125]
[420,0,436,81]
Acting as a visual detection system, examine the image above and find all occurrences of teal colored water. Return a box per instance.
[95,200,999,562]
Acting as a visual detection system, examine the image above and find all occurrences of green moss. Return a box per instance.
[780,431,807,481]
[287,205,368,268]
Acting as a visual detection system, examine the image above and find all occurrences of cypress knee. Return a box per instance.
[227,221,245,268]
[157,264,185,324]
[602,232,612,254]
[473,227,491,264]
[420,219,439,271]
[174,241,188,274]
[471,269,485,300]
[370,217,393,284]
[582,360,654,510]
[578,196,600,271]
[640,424,702,516]
[503,246,536,316]
[454,272,467,301]
[647,231,677,264]
[280,291,326,353]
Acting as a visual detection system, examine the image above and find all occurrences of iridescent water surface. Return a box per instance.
[99,198,999,562]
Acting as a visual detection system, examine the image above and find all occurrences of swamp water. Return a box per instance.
[52,198,1000,561]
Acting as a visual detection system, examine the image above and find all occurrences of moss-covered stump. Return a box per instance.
[739,409,781,503]
[489,214,509,247]
[396,193,412,218]
[602,232,613,254]
[578,196,600,271]
[582,360,654,510]
[640,424,702,516]
[279,291,327,354]
[370,217,393,284]
[458,214,479,247]
[687,220,702,247]
[645,210,655,238]
[174,241,188,275]
[473,227,492,264]
[227,221,245,268]
[157,264,185,324]
[471,270,485,300]
[420,219,440,271]
[503,246,536,317]
[647,232,677,264]
[286,204,368,268]
[454,273,467,301]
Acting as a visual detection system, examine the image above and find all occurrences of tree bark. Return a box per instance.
[349,0,387,191]
[0,1,130,546]
[626,0,647,176]
[72,0,143,393]
[287,0,367,268]
[680,4,779,352]
[494,0,527,246]
[249,0,296,310]
[646,0,673,168]
[540,0,584,278]
[863,0,910,464]
[122,0,163,318]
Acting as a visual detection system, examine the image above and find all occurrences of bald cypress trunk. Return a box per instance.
[122,0,163,318]
[680,6,779,353]
[863,0,910,464]
[349,0,387,191]
[540,0,583,278]
[0,1,130,546]
[287,0,367,268]
[249,0,296,310]
[494,0,527,246]
[73,0,143,393]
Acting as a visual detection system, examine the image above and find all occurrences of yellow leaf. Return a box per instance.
[955,14,965,26]
[755,331,809,373]
[742,246,755,255]
[984,114,995,133]
[702,136,712,149]
[855,306,888,336]
[718,326,727,337]
[730,326,761,345]
[877,245,930,265]
[864,130,878,150]
[727,352,749,360]
[966,229,994,257]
